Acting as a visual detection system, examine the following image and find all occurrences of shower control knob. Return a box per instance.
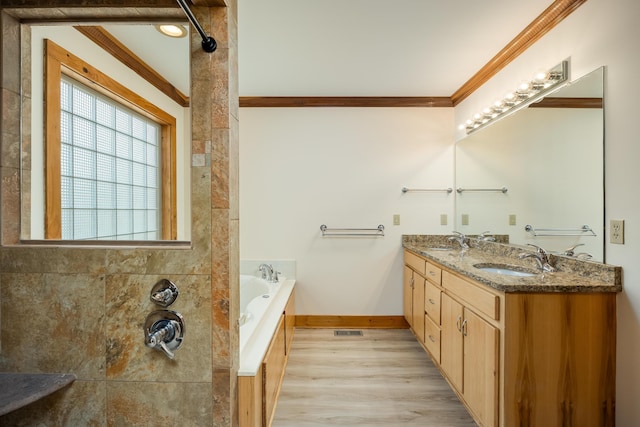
[144,310,185,360]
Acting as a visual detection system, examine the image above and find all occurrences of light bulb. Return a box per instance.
[533,69,550,83]
[155,24,188,38]
[517,81,531,92]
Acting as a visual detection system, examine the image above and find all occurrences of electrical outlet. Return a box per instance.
[393,214,400,226]
[610,219,624,244]
[461,214,469,226]
[440,214,448,226]
[509,214,517,226]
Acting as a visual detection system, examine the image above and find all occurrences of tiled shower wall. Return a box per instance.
[0,2,239,426]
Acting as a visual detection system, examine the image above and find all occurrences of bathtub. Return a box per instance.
[239,274,295,376]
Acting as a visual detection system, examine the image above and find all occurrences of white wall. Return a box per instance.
[239,108,454,314]
[454,0,640,424]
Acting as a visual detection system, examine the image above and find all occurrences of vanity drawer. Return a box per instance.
[424,315,441,363]
[442,271,500,321]
[404,251,426,276]
[425,262,442,286]
[424,281,441,325]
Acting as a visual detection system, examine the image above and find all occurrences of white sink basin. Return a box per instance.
[473,263,538,277]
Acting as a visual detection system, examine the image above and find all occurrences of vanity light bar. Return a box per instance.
[461,61,569,134]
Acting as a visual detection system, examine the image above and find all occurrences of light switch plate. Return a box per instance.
[461,214,469,226]
[393,214,400,226]
[610,219,624,244]
[509,214,516,226]
[440,214,448,226]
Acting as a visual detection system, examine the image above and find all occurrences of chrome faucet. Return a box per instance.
[477,231,496,242]
[562,244,593,259]
[448,231,469,250]
[258,264,275,282]
[519,244,555,272]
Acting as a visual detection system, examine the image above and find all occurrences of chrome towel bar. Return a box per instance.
[402,187,453,194]
[525,224,597,237]
[457,187,508,194]
[320,224,385,237]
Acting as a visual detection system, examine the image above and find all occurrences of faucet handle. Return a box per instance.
[527,243,546,254]
[563,243,585,256]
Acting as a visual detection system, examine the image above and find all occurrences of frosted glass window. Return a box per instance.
[60,76,161,240]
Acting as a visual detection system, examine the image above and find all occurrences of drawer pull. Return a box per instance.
[429,271,436,276]
[428,334,436,343]
[456,316,462,332]
[428,298,436,305]
[462,319,468,336]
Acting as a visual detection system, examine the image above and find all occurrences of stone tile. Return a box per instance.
[0,273,106,380]
[1,12,20,92]
[0,380,106,426]
[229,218,240,372]
[211,48,230,129]
[229,118,239,220]
[210,7,229,49]
[212,368,232,426]
[211,287,230,369]
[1,89,20,165]
[105,274,211,382]
[0,246,56,273]
[0,166,19,244]
[107,381,212,426]
[56,247,109,274]
[211,128,230,209]
[19,159,31,241]
[211,209,230,289]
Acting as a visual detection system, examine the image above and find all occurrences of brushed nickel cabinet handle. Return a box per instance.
[428,335,436,343]
[428,298,436,305]
[456,316,462,332]
[462,319,468,336]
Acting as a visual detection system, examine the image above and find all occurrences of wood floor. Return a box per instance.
[272,328,477,426]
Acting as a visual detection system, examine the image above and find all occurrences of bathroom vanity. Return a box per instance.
[402,235,621,427]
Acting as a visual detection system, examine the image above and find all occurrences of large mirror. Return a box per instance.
[21,22,191,241]
[455,67,604,261]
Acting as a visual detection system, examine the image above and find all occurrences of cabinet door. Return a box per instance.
[440,293,463,391]
[412,275,425,343]
[263,315,286,426]
[463,308,499,427]
[403,266,413,327]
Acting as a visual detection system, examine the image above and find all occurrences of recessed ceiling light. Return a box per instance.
[155,24,188,38]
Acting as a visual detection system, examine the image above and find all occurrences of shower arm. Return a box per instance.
[176,0,217,53]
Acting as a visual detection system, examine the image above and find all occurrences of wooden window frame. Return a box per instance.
[44,38,177,240]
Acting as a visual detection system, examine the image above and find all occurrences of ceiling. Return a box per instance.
[237,0,555,97]
[95,1,558,100]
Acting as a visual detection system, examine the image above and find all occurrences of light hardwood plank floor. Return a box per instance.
[272,328,477,426]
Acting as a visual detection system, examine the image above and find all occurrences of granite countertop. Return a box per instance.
[403,235,622,293]
[0,373,76,416]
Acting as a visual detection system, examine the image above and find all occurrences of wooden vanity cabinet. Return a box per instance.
[404,251,442,344]
[403,249,616,427]
[441,291,498,427]
[403,251,426,343]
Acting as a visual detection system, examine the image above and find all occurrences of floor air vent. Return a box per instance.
[334,330,363,337]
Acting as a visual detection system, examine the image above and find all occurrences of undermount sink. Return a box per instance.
[426,247,452,251]
[473,263,538,277]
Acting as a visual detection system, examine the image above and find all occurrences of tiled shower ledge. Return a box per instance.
[0,373,76,416]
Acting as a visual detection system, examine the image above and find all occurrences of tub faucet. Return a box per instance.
[519,244,555,272]
[258,264,274,282]
[448,231,469,250]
